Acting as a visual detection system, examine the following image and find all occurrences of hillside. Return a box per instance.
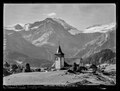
[82,49,116,65]
[75,29,116,58]
[4,50,53,67]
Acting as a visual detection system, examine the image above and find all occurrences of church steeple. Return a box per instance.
[54,44,64,70]
[56,45,64,55]
[57,45,62,53]
[56,41,64,55]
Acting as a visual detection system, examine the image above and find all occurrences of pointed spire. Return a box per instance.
[58,45,62,53]
[56,41,64,55]
[56,40,60,53]
[56,45,63,54]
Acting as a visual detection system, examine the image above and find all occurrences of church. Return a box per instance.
[52,45,70,70]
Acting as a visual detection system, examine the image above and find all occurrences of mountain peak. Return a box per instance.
[22,17,80,35]
[14,24,23,30]
[45,17,54,21]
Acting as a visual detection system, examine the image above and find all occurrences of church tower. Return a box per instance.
[54,45,64,70]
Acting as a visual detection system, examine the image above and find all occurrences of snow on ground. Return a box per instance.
[3,64,116,86]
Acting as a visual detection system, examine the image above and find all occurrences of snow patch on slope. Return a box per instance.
[32,31,55,46]
[24,23,30,31]
[83,23,116,33]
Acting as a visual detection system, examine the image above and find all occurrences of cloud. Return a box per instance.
[47,12,56,17]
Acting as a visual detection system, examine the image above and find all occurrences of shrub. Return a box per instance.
[3,67,11,77]
[3,61,10,68]
[77,66,88,73]
[73,62,77,72]
[11,64,18,73]
[90,64,98,74]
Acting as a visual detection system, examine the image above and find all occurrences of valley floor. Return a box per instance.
[3,64,116,86]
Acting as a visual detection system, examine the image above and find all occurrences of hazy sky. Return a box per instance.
[4,4,116,30]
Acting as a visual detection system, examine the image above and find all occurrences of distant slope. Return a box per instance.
[82,49,116,65]
[74,29,116,58]
[4,50,53,67]
[5,31,52,60]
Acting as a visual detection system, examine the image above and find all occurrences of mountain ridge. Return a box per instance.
[5,18,115,34]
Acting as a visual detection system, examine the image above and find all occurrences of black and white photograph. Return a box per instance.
[3,4,116,89]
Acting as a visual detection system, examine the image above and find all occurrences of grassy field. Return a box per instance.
[3,64,116,89]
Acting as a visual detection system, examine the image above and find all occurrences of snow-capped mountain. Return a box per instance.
[5,18,81,35]
[4,18,84,61]
[4,17,116,67]
[83,23,116,33]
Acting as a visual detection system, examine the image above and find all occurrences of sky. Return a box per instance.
[4,4,116,30]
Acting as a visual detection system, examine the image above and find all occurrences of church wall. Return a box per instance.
[60,57,64,68]
[55,57,61,69]
[55,57,64,70]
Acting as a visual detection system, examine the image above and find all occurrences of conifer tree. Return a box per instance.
[73,62,77,72]
[25,63,31,72]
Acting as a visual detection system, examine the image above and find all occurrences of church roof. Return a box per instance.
[56,45,64,55]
